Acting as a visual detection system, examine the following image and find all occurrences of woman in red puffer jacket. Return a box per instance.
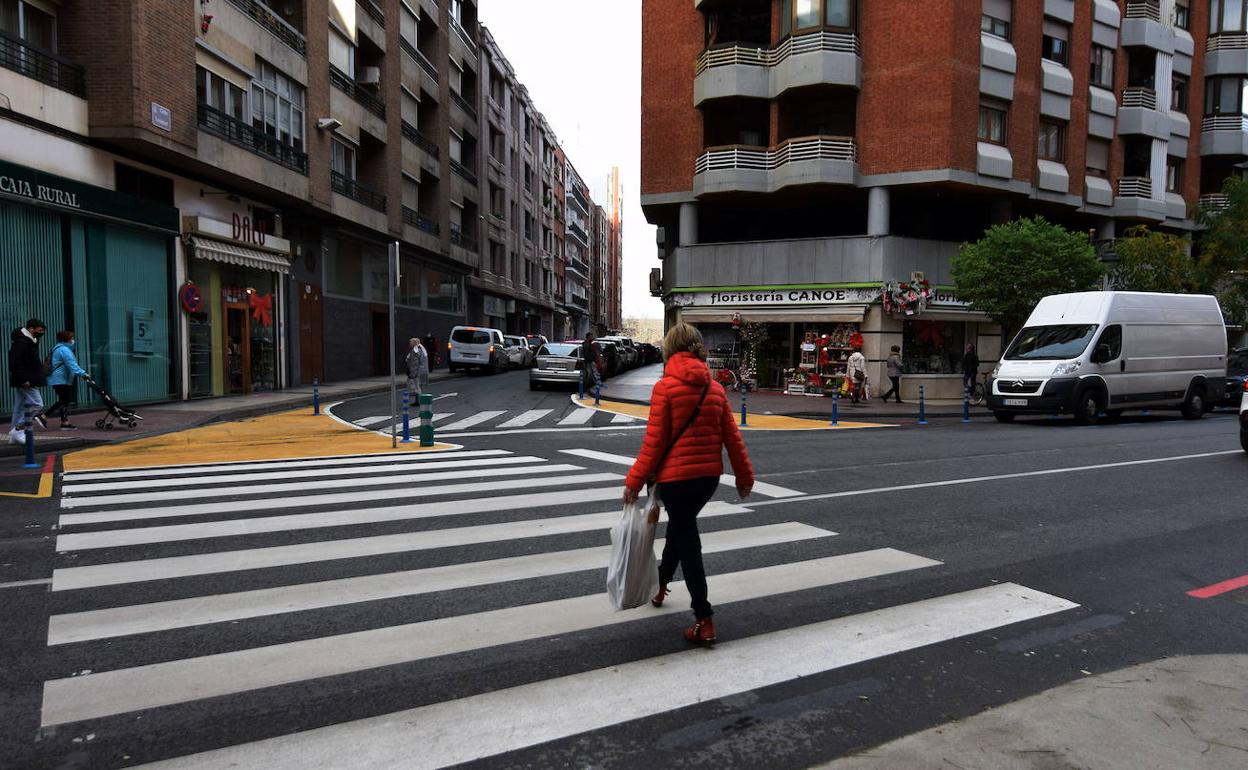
[624,322,754,644]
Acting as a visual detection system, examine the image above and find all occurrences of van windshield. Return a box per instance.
[1005,325,1099,360]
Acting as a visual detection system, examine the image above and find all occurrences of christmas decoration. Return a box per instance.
[881,279,933,317]
[249,292,273,326]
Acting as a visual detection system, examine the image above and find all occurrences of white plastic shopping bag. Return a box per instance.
[606,496,660,610]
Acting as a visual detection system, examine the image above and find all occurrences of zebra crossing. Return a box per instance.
[41,447,1079,766]
[342,403,641,436]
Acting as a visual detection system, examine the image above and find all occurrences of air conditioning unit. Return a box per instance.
[357,67,382,85]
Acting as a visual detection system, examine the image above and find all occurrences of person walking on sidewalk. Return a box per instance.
[405,337,430,396]
[846,346,867,405]
[882,345,904,404]
[623,322,754,645]
[423,332,439,369]
[45,330,89,430]
[8,318,49,444]
[962,343,980,397]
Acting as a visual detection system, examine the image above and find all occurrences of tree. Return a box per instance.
[1197,176,1248,325]
[952,216,1105,338]
[1110,226,1195,293]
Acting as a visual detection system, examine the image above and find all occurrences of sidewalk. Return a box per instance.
[603,365,991,420]
[1,371,459,457]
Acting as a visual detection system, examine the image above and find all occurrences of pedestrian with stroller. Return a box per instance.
[882,345,904,404]
[46,330,89,430]
[963,343,980,397]
[623,322,754,645]
[405,337,430,396]
[846,346,867,404]
[8,318,48,444]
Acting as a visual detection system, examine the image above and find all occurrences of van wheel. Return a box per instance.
[993,411,1016,423]
[1074,390,1102,425]
[1181,387,1206,420]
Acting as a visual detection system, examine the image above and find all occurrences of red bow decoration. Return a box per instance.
[915,321,946,347]
[848,331,864,349]
[250,292,273,327]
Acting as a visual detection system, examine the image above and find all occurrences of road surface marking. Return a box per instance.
[353,415,394,427]
[62,456,543,494]
[435,411,506,432]
[559,449,804,499]
[413,425,647,439]
[47,523,834,645]
[0,455,55,499]
[56,472,620,539]
[431,413,454,423]
[1187,573,1248,599]
[0,578,51,590]
[50,501,752,591]
[61,459,558,506]
[61,450,511,482]
[137,584,1074,769]
[610,412,636,423]
[496,409,554,428]
[41,550,943,726]
[557,408,597,426]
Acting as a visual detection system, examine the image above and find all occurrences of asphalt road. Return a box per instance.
[2,367,1247,768]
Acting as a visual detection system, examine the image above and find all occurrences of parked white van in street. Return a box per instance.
[447,326,509,374]
[987,292,1227,424]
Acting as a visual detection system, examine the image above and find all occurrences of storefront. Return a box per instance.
[182,216,292,396]
[0,159,179,415]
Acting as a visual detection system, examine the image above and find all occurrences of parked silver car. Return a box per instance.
[503,335,536,368]
[529,342,584,390]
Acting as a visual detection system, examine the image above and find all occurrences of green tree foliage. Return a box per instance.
[1197,177,1248,324]
[952,216,1105,337]
[1110,226,1195,293]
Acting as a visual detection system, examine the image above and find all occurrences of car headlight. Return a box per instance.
[990,364,1001,379]
[1052,361,1081,376]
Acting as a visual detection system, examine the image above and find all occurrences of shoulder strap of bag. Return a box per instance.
[649,381,710,482]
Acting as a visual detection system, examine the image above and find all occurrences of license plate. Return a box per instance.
[1004,398,1028,407]
[462,353,480,359]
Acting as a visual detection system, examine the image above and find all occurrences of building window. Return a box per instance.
[781,0,856,35]
[400,3,417,48]
[1211,0,1248,35]
[331,138,356,179]
[328,27,355,77]
[1041,20,1069,66]
[902,320,966,375]
[1090,45,1114,89]
[426,268,462,314]
[197,66,246,121]
[1174,1,1189,30]
[0,0,56,51]
[1166,157,1184,192]
[251,59,305,152]
[450,60,464,95]
[1086,138,1110,177]
[1204,75,1248,115]
[1038,121,1064,161]
[981,0,1011,40]
[978,100,1008,144]
[115,163,174,205]
[1172,74,1188,112]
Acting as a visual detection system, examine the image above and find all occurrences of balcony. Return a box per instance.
[0,31,85,96]
[450,226,478,252]
[566,222,589,246]
[1207,33,1248,76]
[693,30,861,105]
[223,0,306,56]
[1118,176,1152,198]
[1198,193,1230,213]
[400,121,440,157]
[1118,88,1169,139]
[450,90,478,123]
[359,0,384,27]
[1121,0,1172,51]
[329,65,386,119]
[451,158,478,186]
[693,135,857,196]
[407,42,439,82]
[1124,0,1160,21]
[402,206,439,234]
[1201,113,1248,156]
[197,103,308,173]
[451,21,478,57]
[331,170,387,212]
[566,257,590,280]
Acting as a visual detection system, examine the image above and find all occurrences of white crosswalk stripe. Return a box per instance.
[496,409,553,428]
[344,405,642,433]
[559,448,805,499]
[557,407,597,426]
[436,411,507,432]
[38,446,1079,765]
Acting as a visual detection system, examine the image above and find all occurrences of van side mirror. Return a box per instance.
[1092,344,1112,364]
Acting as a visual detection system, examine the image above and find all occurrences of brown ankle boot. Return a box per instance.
[683,617,716,644]
[651,583,669,607]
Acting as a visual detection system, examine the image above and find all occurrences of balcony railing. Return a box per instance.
[567,222,589,245]
[451,20,478,56]
[224,0,307,56]
[1117,176,1153,198]
[450,227,478,252]
[410,45,439,82]
[329,65,386,119]
[1120,87,1158,110]
[0,31,85,96]
[695,135,857,173]
[1202,114,1248,132]
[331,170,387,212]
[1208,33,1248,51]
[400,121,441,157]
[1198,193,1231,212]
[450,90,478,122]
[451,158,478,186]
[1124,0,1161,22]
[402,206,440,234]
[198,103,309,173]
[359,0,384,27]
[695,30,859,76]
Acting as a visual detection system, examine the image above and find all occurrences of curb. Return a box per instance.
[596,393,992,420]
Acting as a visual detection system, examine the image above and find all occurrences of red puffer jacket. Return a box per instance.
[625,352,754,492]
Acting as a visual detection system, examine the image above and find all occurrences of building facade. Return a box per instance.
[0,0,613,415]
[642,0,1220,398]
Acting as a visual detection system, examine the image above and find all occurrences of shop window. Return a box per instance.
[981,0,1011,40]
[251,59,305,152]
[1086,138,1110,177]
[1171,74,1188,112]
[426,268,462,313]
[902,320,967,374]
[1038,120,1064,162]
[978,100,1008,144]
[115,163,173,205]
[1090,45,1114,89]
[197,66,246,121]
[398,256,422,307]
[324,236,364,298]
[1041,20,1069,66]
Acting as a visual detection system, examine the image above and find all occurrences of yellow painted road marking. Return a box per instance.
[575,398,892,431]
[0,456,55,498]
[63,409,458,472]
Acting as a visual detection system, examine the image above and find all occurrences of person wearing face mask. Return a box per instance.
[8,317,49,444]
[46,330,89,430]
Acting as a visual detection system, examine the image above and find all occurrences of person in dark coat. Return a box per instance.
[8,318,48,444]
[962,343,980,396]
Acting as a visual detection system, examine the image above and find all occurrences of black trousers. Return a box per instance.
[658,475,720,620]
[882,376,901,403]
[47,385,75,421]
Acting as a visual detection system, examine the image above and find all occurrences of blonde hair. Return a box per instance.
[662,322,707,361]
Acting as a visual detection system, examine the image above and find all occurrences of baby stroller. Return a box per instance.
[83,376,144,430]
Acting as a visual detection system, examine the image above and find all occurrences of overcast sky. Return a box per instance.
[480,0,662,320]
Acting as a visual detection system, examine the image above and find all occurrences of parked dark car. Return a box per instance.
[1224,347,1248,409]
[638,342,661,365]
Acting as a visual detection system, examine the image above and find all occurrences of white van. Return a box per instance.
[447,326,509,374]
[987,292,1227,424]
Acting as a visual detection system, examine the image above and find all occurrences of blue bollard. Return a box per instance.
[739,382,748,427]
[830,391,839,426]
[962,394,971,424]
[594,379,601,406]
[578,372,585,402]
[312,378,321,416]
[918,385,928,425]
[401,389,412,443]
[22,426,36,468]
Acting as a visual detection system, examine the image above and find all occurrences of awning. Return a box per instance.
[679,306,868,324]
[188,236,292,274]
[907,310,995,323]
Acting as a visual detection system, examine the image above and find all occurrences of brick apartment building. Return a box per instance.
[642,0,1224,398]
[0,0,620,414]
